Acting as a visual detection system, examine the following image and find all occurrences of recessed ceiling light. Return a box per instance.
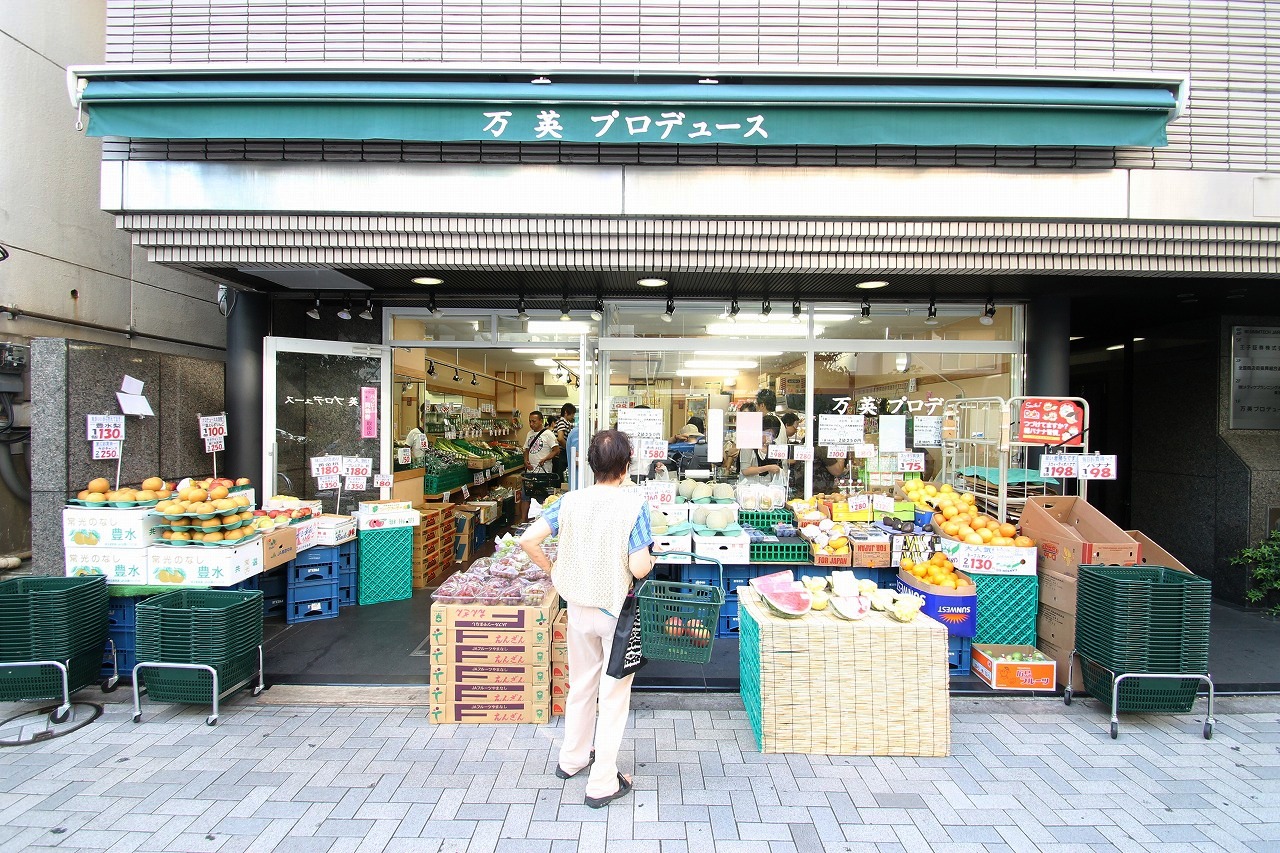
[637,277,668,288]
[411,276,444,286]
[698,77,719,84]
[1069,336,1084,341]
[1106,344,1125,351]
[855,280,890,290]
[1132,337,1145,342]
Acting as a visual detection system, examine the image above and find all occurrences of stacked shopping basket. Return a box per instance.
[133,589,264,725]
[1068,564,1213,737]
[0,575,112,722]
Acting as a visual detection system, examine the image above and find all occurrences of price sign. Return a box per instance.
[316,474,340,490]
[845,495,870,513]
[416,435,429,450]
[642,480,677,509]
[461,485,471,500]
[198,414,228,439]
[342,457,373,477]
[643,441,669,461]
[826,446,848,459]
[87,415,125,442]
[854,443,877,459]
[344,475,368,491]
[92,440,121,460]
[395,447,412,464]
[204,435,225,453]
[817,414,865,446]
[1079,455,1118,480]
[872,494,896,514]
[793,446,814,462]
[1039,454,1080,479]
[898,452,926,473]
[767,444,789,460]
[912,416,943,448]
[311,455,342,477]
[473,473,485,485]
[444,430,457,440]
[373,474,394,489]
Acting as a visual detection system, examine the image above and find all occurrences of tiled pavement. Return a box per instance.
[1,691,1278,853]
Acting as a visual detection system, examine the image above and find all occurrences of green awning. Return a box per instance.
[79,77,1178,147]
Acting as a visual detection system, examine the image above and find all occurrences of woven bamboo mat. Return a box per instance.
[739,590,950,756]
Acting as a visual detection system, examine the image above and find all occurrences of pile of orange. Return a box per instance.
[901,552,975,590]
[930,493,1034,548]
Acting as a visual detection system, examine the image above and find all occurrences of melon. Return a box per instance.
[691,505,711,525]
[678,478,699,499]
[691,483,715,501]
[712,483,735,500]
[830,594,872,621]
[749,569,797,594]
[761,588,813,619]
[706,509,733,530]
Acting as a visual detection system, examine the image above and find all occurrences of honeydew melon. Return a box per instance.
[691,483,715,501]
[678,478,699,499]
[691,505,712,525]
[706,509,733,530]
[712,483,735,500]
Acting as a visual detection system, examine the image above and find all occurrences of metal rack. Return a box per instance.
[132,646,264,726]
[1064,651,1215,740]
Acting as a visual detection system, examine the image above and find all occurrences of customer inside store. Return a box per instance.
[739,413,787,482]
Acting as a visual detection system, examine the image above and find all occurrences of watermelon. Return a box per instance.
[761,588,813,618]
[749,569,797,594]
[830,594,872,621]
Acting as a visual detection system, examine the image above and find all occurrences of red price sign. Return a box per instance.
[826,446,848,459]
[846,495,870,513]
[198,414,228,439]
[92,440,121,460]
[1079,455,1117,480]
[1038,454,1079,479]
[342,457,373,477]
[898,452,925,473]
[344,475,368,491]
[87,415,125,442]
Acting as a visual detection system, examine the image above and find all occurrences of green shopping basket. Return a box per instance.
[635,551,725,665]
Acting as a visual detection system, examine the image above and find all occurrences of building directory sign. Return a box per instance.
[1231,326,1280,429]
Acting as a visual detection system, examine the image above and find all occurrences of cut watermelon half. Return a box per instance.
[749,569,798,594]
[760,588,813,618]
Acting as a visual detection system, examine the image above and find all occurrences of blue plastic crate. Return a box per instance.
[679,564,723,587]
[295,543,357,569]
[222,575,260,592]
[102,643,137,677]
[258,570,287,599]
[287,559,341,586]
[722,565,762,596]
[717,611,740,638]
[949,634,972,676]
[338,581,356,608]
[474,524,488,547]
[286,580,340,624]
[101,625,137,677]
[852,567,898,589]
[107,596,140,630]
[263,594,287,618]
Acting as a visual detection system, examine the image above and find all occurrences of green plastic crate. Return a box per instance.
[738,604,764,752]
[135,590,262,664]
[738,509,794,530]
[970,573,1038,645]
[0,576,109,660]
[358,527,413,605]
[749,539,811,564]
[140,647,260,705]
[1079,655,1201,714]
[635,579,724,665]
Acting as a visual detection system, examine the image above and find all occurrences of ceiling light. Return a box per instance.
[517,296,529,322]
[707,323,825,337]
[411,276,444,286]
[512,348,575,354]
[1133,336,1145,342]
[676,369,741,377]
[528,320,591,334]
[531,76,551,84]
[533,359,558,367]
[305,298,321,320]
[452,368,461,381]
[694,350,782,356]
[791,299,802,324]
[637,277,668,288]
[685,360,758,369]
[698,77,719,84]
[590,298,604,322]
[979,299,996,326]
[358,299,374,321]
[427,360,436,376]
[662,295,674,323]
[1106,344,1125,351]
[925,299,938,326]
[337,301,352,321]
[858,300,872,325]
[1069,336,1083,342]
[855,280,890,290]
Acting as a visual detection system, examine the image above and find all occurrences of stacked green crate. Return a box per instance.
[135,589,262,703]
[971,574,1038,646]
[738,602,764,751]
[357,527,413,605]
[1076,565,1211,713]
[0,576,109,700]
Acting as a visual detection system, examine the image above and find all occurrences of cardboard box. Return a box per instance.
[430,591,559,630]
[1035,603,1075,654]
[428,701,550,725]
[147,537,263,587]
[429,664,549,686]
[552,642,568,662]
[359,499,413,514]
[693,531,750,564]
[312,514,356,545]
[442,643,551,667]
[850,531,891,569]
[63,506,160,549]
[652,533,693,564]
[429,682,550,705]
[463,501,501,525]
[355,509,420,531]
[261,526,297,570]
[431,626,551,648]
[64,546,148,585]
[931,530,1037,577]
[1021,497,1140,578]
[1038,568,1078,614]
[551,609,569,644]
[551,696,567,716]
[971,644,1057,691]
[293,518,318,552]
[551,659,571,681]
[455,507,479,535]
[1125,530,1195,575]
[1036,632,1085,692]
[895,569,978,638]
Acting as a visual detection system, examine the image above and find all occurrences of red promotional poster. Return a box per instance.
[1018,398,1083,446]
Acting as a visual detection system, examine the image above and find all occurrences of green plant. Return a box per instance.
[1230,529,1280,616]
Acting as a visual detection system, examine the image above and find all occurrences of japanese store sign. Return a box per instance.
[1231,327,1280,430]
[1017,399,1084,446]
[476,106,771,145]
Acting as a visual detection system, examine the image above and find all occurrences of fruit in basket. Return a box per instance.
[761,588,813,619]
[685,618,711,646]
[830,594,871,620]
[664,616,686,637]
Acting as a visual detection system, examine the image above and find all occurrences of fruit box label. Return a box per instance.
[551,660,570,680]
[971,644,1056,691]
[439,644,549,667]
[431,683,550,704]
[932,537,1037,576]
[358,500,413,514]
[429,664,549,686]
[428,701,549,725]
[850,540,891,568]
[431,627,551,647]
[64,547,149,584]
[146,540,262,586]
[552,609,569,644]
[356,510,420,530]
[63,506,160,549]
[430,596,559,629]
[895,570,977,638]
[552,643,568,663]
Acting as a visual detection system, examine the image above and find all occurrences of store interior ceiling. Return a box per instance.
[212,265,1275,378]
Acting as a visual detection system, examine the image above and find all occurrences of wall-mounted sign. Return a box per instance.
[1231,327,1280,429]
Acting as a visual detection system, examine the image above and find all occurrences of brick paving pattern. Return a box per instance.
[1,694,1277,852]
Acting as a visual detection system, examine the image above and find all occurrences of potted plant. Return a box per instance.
[1229,528,1280,616]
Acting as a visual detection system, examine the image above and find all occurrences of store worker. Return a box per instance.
[552,403,576,480]
[524,410,560,474]
[756,387,778,413]
[811,446,848,493]
[519,429,655,809]
[741,414,787,481]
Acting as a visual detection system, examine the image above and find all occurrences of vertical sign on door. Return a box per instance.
[361,387,378,439]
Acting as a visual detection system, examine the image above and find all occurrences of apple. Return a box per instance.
[252,510,267,517]
[235,477,251,486]
[664,616,685,638]
[685,619,711,647]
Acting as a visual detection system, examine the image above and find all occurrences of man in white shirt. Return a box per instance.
[525,410,559,474]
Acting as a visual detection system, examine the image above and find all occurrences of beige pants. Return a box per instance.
[559,602,635,799]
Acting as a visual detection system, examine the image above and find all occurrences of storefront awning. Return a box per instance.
[75,74,1181,148]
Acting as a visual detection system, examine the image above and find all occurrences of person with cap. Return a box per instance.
[671,416,705,443]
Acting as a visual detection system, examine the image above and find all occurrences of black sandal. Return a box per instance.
[584,772,632,809]
[555,749,595,780]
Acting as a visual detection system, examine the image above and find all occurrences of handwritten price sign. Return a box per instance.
[826,446,848,459]
[643,441,669,460]
[872,494,897,513]
[1039,454,1080,479]
[643,480,677,509]
[344,475,368,491]
[898,452,925,473]
[461,485,471,500]
[854,443,877,459]
[87,415,125,442]
[373,474,394,489]
[767,444,789,460]
[316,474,340,490]
[1079,455,1118,480]
[793,446,815,462]
[92,440,121,460]
[311,456,342,477]
[198,414,228,439]
[342,457,373,478]
[204,435,225,453]
[845,495,871,513]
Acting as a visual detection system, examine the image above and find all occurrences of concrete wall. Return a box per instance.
[0,1,227,556]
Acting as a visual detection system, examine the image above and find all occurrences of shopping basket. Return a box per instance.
[635,551,725,665]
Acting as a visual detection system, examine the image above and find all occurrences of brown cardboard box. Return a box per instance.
[552,643,567,662]
[1037,568,1078,614]
[443,644,552,667]
[261,526,297,570]
[430,682,550,705]
[428,701,549,724]
[430,589,559,629]
[551,659,570,681]
[1021,496,1140,578]
[551,609,569,644]
[428,663,550,686]
[1036,633,1085,692]
[1035,603,1084,691]
[432,626,552,647]
[1126,530,1195,575]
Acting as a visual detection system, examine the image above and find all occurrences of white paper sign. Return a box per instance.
[87,415,125,442]
[311,455,342,477]
[845,495,870,512]
[879,415,908,453]
[204,435,225,453]
[373,474,394,489]
[913,416,943,448]
[120,375,144,396]
[793,446,814,462]
[395,447,412,464]
[643,440,670,461]
[92,440,121,460]
[316,474,341,490]
[643,480,677,509]
[706,408,725,464]
[198,414,228,439]
[344,475,368,491]
[826,446,848,459]
[116,392,154,417]
[1039,454,1080,479]
[617,407,666,474]
[342,457,373,477]
[767,444,789,460]
[1079,454,1118,480]
[854,443,877,458]
[872,494,896,513]
[461,485,471,500]
[898,452,926,473]
[472,472,485,485]
[818,414,865,446]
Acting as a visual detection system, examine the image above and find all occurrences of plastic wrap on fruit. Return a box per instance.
[498,581,525,605]
[476,579,508,605]
[490,562,520,579]
[522,582,548,605]
[521,566,550,582]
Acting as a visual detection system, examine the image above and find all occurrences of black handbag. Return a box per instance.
[605,594,647,679]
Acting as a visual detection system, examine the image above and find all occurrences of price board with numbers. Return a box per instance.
[793,446,814,462]
[1079,455,1118,480]
[87,415,125,442]
[344,475,368,491]
[1038,454,1080,479]
[373,474,394,489]
[642,480,677,509]
[642,441,669,461]
[767,444,789,460]
[316,474,340,490]
[204,435,225,453]
[198,414,228,439]
[92,440,121,460]
[342,457,373,478]
[872,494,897,514]
[826,446,848,459]
[898,452,925,473]
[311,456,342,477]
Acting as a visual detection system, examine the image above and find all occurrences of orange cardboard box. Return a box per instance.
[1126,530,1195,575]
[551,659,570,681]
[431,626,552,648]
[971,644,1057,691]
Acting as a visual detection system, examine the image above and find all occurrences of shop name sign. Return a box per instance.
[1231,326,1280,429]
[478,107,770,145]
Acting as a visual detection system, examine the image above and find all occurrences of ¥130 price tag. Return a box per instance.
[373,474,394,489]
[92,440,121,460]
[204,435,225,453]
[1079,454,1118,480]
[316,474,340,490]
[198,414,228,439]
[1039,453,1080,479]
[87,415,125,442]
[898,452,925,473]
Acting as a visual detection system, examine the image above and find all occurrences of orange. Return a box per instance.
[939,484,954,493]
[941,521,961,537]
[964,533,984,545]
[998,522,1018,538]
[973,514,992,529]
[941,505,959,520]
[930,552,947,566]
[1014,535,1034,548]
[977,527,994,543]
[900,557,915,571]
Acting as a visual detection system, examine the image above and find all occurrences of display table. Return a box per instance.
[738,589,950,756]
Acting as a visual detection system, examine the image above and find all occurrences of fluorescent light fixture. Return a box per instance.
[1106,344,1125,351]
[698,77,719,84]
[637,277,668,288]
[531,76,551,84]
[411,276,444,286]
[533,359,558,367]
[694,350,782,356]
[1069,336,1084,342]
[809,313,854,322]
[855,280,889,290]
[1133,336,1146,342]
[684,360,758,369]
[512,348,576,354]
[676,369,739,377]
[528,320,592,334]
[707,323,824,337]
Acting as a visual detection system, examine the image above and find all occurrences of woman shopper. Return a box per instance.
[519,429,655,808]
